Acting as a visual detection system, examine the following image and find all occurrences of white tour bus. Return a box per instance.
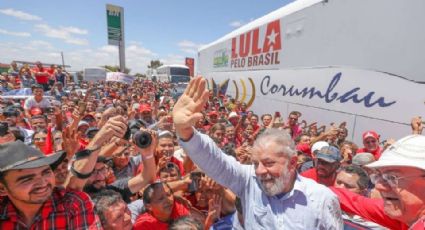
[156,64,190,83]
[197,0,425,144]
[157,64,191,98]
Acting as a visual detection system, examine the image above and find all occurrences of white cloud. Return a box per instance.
[65,44,157,73]
[0,28,31,37]
[0,41,161,74]
[65,37,89,46]
[61,26,88,35]
[0,8,42,21]
[29,40,54,49]
[177,40,205,54]
[99,45,118,53]
[34,24,89,46]
[127,44,157,56]
[160,54,185,66]
[47,52,61,58]
[229,20,244,28]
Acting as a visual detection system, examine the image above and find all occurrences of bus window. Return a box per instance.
[170,67,190,76]
[170,75,190,84]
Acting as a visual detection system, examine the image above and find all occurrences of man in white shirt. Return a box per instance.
[24,84,51,118]
[173,77,343,229]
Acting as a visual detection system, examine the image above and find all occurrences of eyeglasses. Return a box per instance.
[93,167,108,176]
[370,172,425,188]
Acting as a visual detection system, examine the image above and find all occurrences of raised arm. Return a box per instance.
[173,77,251,196]
[127,130,157,193]
[330,187,407,229]
[65,115,127,191]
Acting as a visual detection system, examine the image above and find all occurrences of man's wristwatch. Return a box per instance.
[70,146,102,179]
[70,161,94,179]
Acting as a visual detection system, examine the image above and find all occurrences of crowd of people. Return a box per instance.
[0,61,424,229]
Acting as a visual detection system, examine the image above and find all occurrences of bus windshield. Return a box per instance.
[170,75,190,83]
[170,67,190,76]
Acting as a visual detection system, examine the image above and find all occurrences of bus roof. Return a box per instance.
[199,0,322,51]
[157,64,189,70]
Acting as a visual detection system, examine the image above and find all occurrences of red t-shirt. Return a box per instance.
[133,200,189,230]
[330,187,409,230]
[301,168,336,187]
[32,67,49,84]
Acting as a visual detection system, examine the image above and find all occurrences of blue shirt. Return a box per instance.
[179,130,343,230]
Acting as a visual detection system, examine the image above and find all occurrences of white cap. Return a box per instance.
[352,153,375,166]
[311,141,329,153]
[228,112,238,119]
[366,135,425,170]
[77,121,89,128]
[132,103,140,110]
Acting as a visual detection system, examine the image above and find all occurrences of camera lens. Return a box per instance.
[132,131,152,148]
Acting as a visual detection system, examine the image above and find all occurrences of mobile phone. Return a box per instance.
[155,93,161,101]
[78,101,87,116]
[188,172,204,193]
[84,88,95,102]
[0,122,9,136]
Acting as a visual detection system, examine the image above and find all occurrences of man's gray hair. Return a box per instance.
[92,189,125,226]
[254,128,296,158]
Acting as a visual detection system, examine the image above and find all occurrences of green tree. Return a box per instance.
[134,73,146,78]
[147,60,163,69]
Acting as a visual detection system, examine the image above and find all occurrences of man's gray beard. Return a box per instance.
[257,166,292,196]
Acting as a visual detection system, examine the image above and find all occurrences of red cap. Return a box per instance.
[30,107,43,116]
[208,111,218,117]
[139,104,152,113]
[296,143,311,157]
[362,131,379,140]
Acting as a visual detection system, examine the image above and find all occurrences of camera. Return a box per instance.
[124,120,153,149]
[132,131,153,149]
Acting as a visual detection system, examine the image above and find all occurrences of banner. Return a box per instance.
[106,72,134,84]
[185,57,195,77]
[1,88,53,99]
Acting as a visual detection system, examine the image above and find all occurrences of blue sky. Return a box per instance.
[0,0,292,73]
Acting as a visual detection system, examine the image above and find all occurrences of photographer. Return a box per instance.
[77,118,157,203]
[3,107,33,144]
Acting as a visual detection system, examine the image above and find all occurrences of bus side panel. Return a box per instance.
[206,67,424,144]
